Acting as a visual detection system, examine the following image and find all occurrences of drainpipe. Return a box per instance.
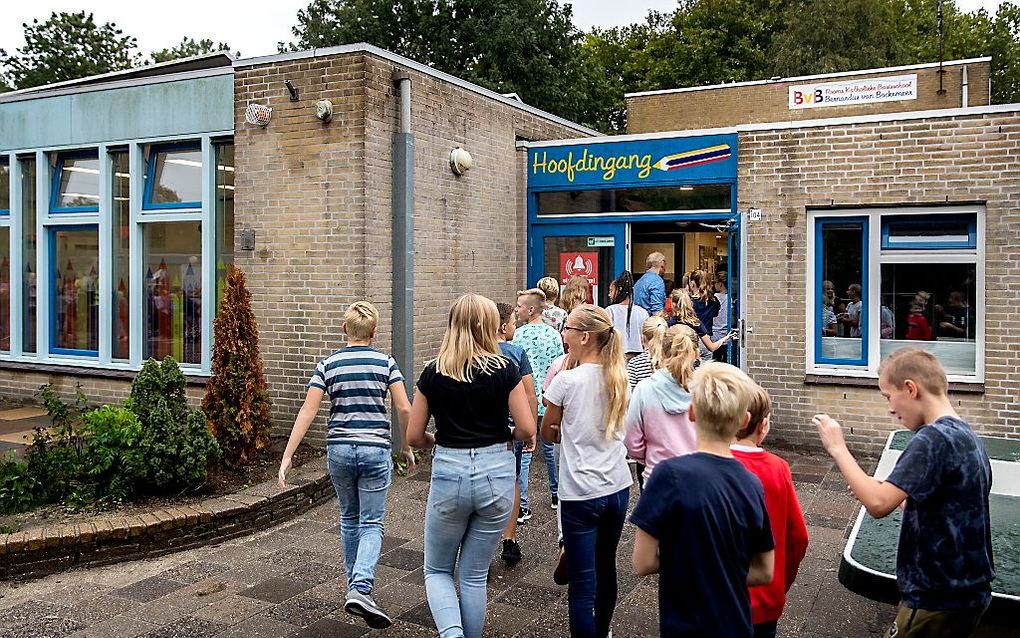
[961,65,969,108]
[392,69,414,450]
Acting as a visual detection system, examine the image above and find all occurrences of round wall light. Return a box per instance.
[244,103,272,127]
[315,99,333,122]
[450,147,473,176]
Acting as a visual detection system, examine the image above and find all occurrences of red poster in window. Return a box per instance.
[560,252,598,303]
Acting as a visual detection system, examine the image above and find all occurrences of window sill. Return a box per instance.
[804,374,985,394]
[0,359,209,386]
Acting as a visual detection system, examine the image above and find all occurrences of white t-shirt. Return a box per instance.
[544,363,633,501]
[606,303,650,354]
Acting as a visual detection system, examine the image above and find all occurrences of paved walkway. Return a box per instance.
[0,446,1006,637]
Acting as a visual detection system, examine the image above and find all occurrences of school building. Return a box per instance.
[0,50,1016,451]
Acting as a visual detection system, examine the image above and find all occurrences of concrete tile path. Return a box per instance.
[0,445,1009,637]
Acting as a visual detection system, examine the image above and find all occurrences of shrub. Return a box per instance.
[0,454,37,515]
[25,426,83,505]
[203,265,272,466]
[129,357,219,492]
[79,406,145,503]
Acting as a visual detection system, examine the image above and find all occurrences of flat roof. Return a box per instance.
[625,57,992,99]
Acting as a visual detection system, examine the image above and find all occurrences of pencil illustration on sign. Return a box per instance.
[653,144,732,171]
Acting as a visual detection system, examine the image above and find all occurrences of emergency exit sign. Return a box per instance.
[587,237,615,247]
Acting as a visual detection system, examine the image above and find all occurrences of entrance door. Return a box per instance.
[726,210,746,369]
[529,223,626,308]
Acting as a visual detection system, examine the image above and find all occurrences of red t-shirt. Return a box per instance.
[905,312,932,341]
[731,446,810,624]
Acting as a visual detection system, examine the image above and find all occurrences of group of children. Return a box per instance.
[277,284,995,638]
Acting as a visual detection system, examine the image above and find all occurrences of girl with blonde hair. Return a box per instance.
[626,316,668,390]
[668,289,734,362]
[537,276,568,332]
[560,274,591,315]
[407,294,537,638]
[625,325,700,482]
[542,304,633,638]
[688,269,721,336]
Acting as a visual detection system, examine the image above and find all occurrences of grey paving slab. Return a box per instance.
[209,613,298,638]
[112,577,187,604]
[264,594,340,628]
[137,615,226,638]
[68,615,157,638]
[189,594,270,625]
[291,616,367,638]
[238,577,316,604]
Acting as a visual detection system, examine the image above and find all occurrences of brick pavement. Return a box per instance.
[0,446,1009,638]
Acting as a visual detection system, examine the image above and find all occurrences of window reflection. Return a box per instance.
[55,154,100,210]
[147,146,202,207]
[818,220,865,363]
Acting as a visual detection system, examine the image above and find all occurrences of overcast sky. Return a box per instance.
[0,0,1006,60]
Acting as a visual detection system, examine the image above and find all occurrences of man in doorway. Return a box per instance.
[634,252,667,315]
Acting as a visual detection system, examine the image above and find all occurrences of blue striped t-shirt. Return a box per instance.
[307,346,404,448]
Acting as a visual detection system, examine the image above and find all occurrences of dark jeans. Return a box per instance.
[560,487,630,638]
[754,621,778,638]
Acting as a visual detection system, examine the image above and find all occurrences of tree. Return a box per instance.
[285,0,604,129]
[151,37,235,64]
[202,265,272,466]
[0,12,139,90]
[989,2,1020,103]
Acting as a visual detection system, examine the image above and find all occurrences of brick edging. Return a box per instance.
[0,457,334,582]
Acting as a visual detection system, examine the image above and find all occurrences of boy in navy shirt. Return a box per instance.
[630,362,775,637]
[815,348,993,638]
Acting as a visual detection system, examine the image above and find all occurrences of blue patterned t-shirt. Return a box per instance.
[885,416,994,610]
[512,321,564,417]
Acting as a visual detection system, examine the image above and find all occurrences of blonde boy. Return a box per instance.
[630,362,775,637]
[815,348,993,638]
[278,301,412,629]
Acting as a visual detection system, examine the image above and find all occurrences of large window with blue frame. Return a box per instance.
[144,144,202,209]
[52,152,101,213]
[51,226,99,356]
[812,207,981,379]
[0,157,9,215]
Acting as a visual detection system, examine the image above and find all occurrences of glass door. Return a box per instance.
[726,211,745,369]
[528,223,627,308]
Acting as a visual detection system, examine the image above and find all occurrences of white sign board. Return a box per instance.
[587,237,615,247]
[748,208,762,222]
[788,74,917,110]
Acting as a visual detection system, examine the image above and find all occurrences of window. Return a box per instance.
[52,153,101,213]
[144,144,202,209]
[144,221,202,364]
[536,184,730,216]
[51,227,99,356]
[215,142,234,308]
[111,151,130,360]
[0,227,9,351]
[0,158,9,215]
[21,157,36,353]
[811,208,982,380]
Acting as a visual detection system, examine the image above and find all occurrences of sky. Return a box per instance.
[0,0,1007,61]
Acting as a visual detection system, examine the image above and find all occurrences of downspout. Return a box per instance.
[961,65,969,108]
[392,70,414,449]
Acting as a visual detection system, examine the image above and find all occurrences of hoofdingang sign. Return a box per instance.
[789,74,918,110]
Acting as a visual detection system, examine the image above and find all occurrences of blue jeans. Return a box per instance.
[425,444,515,638]
[560,487,630,638]
[513,431,558,509]
[326,444,392,596]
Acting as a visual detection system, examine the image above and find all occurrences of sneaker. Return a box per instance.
[501,538,522,566]
[517,507,533,524]
[344,590,393,629]
[553,545,569,586]
[550,494,558,510]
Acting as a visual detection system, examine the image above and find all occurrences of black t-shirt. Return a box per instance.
[693,297,720,334]
[630,453,774,637]
[667,316,709,339]
[416,357,522,448]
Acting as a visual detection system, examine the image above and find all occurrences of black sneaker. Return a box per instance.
[344,590,393,629]
[501,538,522,566]
[517,507,533,523]
[551,494,559,510]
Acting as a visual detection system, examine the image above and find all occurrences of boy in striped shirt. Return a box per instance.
[278,301,412,629]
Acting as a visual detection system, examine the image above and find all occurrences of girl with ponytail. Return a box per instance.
[542,304,633,638]
[667,289,735,362]
[626,316,668,390]
[624,325,700,483]
[606,271,649,361]
[688,269,721,336]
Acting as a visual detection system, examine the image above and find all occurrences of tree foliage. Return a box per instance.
[0,11,138,90]
[151,37,235,64]
[202,266,273,466]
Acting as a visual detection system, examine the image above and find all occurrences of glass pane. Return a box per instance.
[0,227,9,350]
[880,263,977,376]
[542,236,615,308]
[21,158,36,353]
[53,228,99,354]
[818,221,865,363]
[883,214,975,249]
[144,221,201,364]
[0,160,9,213]
[537,184,730,216]
[149,147,202,206]
[55,154,100,210]
[112,152,130,360]
[215,143,234,309]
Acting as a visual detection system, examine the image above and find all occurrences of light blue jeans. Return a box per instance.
[425,443,515,638]
[513,424,558,509]
[327,443,392,596]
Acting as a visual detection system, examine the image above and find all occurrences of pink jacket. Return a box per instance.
[624,369,696,480]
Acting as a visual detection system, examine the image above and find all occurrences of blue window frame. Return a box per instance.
[49,225,100,357]
[50,152,101,213]
[881,213,977,250]
[0,158,10,216]
[815,216,869,366]
[143,142,203,210]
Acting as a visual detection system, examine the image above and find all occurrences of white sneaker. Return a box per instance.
[344,590,393,629]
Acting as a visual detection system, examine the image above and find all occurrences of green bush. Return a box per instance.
[25,426,82,504]
[129,357,219,492]
[0,454,37,515]
[79,406,145,503]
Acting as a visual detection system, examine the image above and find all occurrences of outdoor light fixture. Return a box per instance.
[244,103,272,127]
[315,99,333,122]
[285,80,299,101]
[450,147,473,175]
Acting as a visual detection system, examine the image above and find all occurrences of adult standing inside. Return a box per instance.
[408,295,536,638]
[606,272,650,361]
[513,288,565,516]
[633,252,667,315]
[841,283,863,338]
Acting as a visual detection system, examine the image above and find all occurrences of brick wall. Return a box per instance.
[628,60,991,133]
[739,111,1020,453]
[235,52,587,443]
